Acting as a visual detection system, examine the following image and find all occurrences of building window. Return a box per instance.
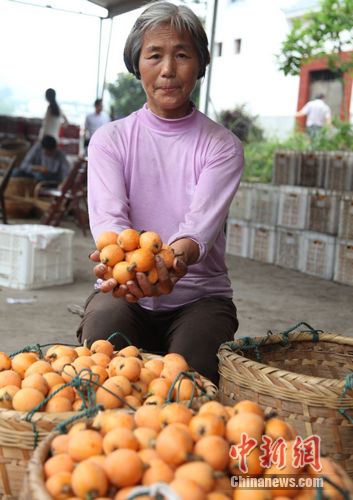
[234,38,242,54]
[215,42,223,57]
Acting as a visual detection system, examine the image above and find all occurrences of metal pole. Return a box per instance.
[96,17,103,99]
[101,18,114,100]
[204,0,218,116]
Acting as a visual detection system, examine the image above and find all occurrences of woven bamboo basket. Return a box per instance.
[21,431,353,499]
[218,328,353,478]
[0,351,217,498]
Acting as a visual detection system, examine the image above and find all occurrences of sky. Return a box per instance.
[0,0,298,126]
[0,0,147,124]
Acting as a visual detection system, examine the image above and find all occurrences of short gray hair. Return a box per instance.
[124,1,210,80]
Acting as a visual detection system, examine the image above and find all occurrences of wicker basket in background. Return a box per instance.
[218,327,353,478]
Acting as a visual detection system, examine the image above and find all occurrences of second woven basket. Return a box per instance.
[218,327,353,478]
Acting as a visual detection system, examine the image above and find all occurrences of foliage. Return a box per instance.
[218,106,264,143]
[108,73,146,118]
[243,119,353,183]
[277,0,353,76]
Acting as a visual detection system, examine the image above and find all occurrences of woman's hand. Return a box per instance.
[90,237,197,303]
[122,253,187,302]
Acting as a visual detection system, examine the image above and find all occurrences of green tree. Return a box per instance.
[108,73,146,118]
[277,0,353,115]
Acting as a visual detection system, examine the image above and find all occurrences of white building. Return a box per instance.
[200,0,326,138]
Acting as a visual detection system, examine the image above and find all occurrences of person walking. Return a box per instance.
[295,93,332,140]
[78,1,244,385]
[84,98,111,149]
[39,88,69,141]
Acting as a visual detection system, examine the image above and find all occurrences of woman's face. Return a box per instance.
[138,24,200,119]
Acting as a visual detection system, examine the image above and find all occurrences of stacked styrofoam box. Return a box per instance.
[334,240,353,286]
[306,189,340,235]
[0,225,74,290]
[251,184,279,226]
[324,152,353,192]
[298,151,326,188]
[275,227,303,271]
[272,150,300,186]
[277,186,309,229]
[249,224,276,264]
[338,194,353,241]
[299,232,336,280]
[226,219,250,258]
[229,182,253,221]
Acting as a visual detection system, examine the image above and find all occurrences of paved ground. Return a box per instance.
[1,219,352,355]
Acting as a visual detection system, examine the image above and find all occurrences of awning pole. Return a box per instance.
[101,18,114,100]
[204,0,218,116]
[96,17,103,99]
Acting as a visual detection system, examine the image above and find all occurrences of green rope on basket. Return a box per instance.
[53,404,104,435]
[278,321,322,344]
[9,343,44,358]
[338,373,353,424]
[166,370,208,408]
[315,474,351,500]
[107,331,132,346]
[24,367,137,448]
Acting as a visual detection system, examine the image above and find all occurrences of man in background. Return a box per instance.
[295,94,332,140]
[84,98,110,149]
[13,135,70,183]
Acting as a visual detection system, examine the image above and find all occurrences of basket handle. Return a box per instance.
[338,373,353,424]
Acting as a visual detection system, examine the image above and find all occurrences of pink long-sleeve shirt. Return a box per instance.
[88,104,244,310]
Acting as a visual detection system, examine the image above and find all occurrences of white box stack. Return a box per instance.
[277,186,309,229]
[275,227,302,271]
[334,240,353,286]
[251,184,279,226]
[338,194,353,240]
[249,224,276,264]
[229,182,253,221]
[0,225,74,290]
[307,189,340,235]
[226,219,250,258]
[272,150,300,186]
[300,232,336,280]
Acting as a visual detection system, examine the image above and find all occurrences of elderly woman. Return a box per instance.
[77,1,244,385]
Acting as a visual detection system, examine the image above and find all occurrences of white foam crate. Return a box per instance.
[338,194,353,240]
[307,189,340,235]
[324,152,353,191]
[251,184,279,226]
[299,231,336,280]
[0,224,74,290]
[277,186,309,229]
[249,224,276,264]
[229,182,254,220]
[334,239,353,287]
[226,219,250,258]
[275,227,303,271]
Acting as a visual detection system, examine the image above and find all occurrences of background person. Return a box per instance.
[84,98,111,149]
[39,88,69,141]
[77,1,244,385]
[13,135,70,183]
[295,93,332,139]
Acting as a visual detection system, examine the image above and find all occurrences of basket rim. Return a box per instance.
[218,331,353,391]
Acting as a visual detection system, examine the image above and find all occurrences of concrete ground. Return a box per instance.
[1,219,353,355]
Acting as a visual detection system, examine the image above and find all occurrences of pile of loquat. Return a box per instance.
[96,229,176,287]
